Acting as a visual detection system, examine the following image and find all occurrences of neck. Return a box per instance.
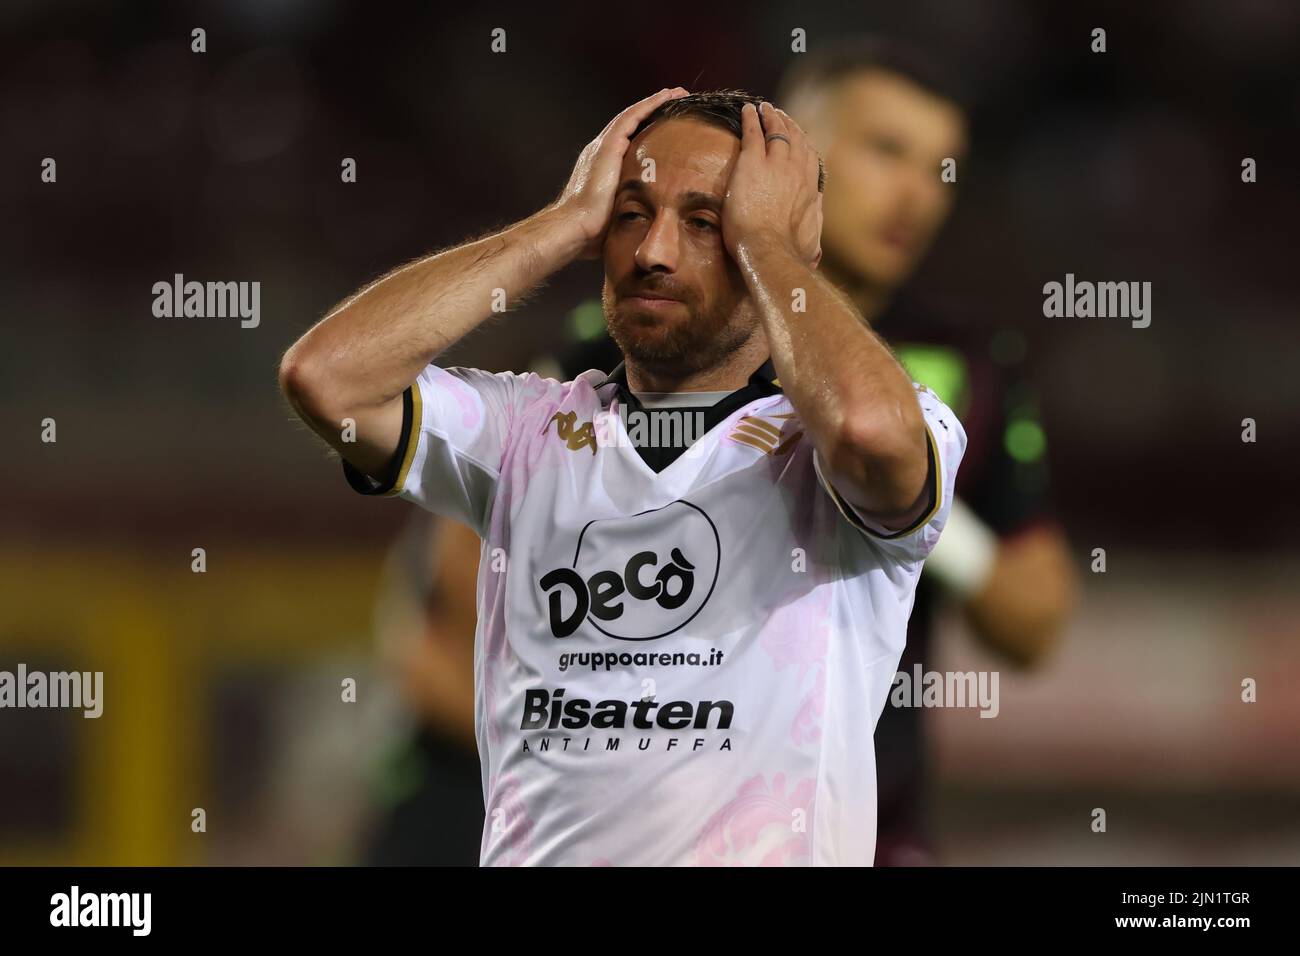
[819,254,894,326]
[625,335,768,394]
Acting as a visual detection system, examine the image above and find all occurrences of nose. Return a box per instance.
[634,210,680,273]
[904,159,945,215]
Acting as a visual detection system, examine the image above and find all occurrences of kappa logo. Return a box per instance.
[537,500,721,641]
[544,411,598,455]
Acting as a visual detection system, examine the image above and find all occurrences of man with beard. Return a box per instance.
[360,40,1076,868]
[281,87,966,865]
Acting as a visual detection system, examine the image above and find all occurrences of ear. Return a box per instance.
[809,193,824,268]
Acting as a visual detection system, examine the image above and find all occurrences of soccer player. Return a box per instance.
[280,88,966,865]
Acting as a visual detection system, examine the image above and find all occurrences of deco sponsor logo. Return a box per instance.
[537,500,720,641]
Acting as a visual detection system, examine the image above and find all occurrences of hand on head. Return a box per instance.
[555,87,690,260]
[721,101,824,267]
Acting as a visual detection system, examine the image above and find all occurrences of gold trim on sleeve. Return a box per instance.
[382,382,423,497]
[818,422,943,540]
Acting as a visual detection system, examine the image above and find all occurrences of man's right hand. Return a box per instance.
[553,87,689,259]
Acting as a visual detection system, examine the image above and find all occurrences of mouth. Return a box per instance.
[622,292,685,311]
[878,227,917,252]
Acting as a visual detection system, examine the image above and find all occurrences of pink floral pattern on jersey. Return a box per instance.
[479,378,587,744]
[692,772,816,866]
[484,773,535,866]
[430,367,484,428]
[760,577,832,744]
[478,575,509,668]
[480,648,515,747]
[760,594,831,678]
[790,668,826,747]
[520,371,554,404]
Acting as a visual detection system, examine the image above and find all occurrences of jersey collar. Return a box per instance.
[593,358,784,473]
[596,357,782,399]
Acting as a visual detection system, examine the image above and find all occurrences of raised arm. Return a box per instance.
[278,87,689,481]
[722,102,929,528]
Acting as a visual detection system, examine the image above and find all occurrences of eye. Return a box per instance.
[617,210,647,223]
[868,135,906,158]
[688,217,717,231]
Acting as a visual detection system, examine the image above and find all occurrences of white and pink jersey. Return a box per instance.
[357,360,965,865]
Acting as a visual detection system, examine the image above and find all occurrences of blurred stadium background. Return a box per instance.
[1,0,1297,864]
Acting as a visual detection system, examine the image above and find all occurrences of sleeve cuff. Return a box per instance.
[816,423,941,540]
[341,383,421,497]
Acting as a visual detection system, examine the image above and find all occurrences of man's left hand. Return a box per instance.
[721,101,823,266]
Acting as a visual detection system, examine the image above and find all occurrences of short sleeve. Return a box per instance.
[814,383,968,565]
[341,365,527,535]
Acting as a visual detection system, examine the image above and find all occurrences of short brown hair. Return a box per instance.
[776,36,969,115]
[632,89,825,192]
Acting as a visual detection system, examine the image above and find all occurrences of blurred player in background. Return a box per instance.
[361,38,1075,866]
[362,512,481,864]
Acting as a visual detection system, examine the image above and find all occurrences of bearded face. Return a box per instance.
[599,118,758,379]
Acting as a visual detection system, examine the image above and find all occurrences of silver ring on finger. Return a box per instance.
[765,133,791,146]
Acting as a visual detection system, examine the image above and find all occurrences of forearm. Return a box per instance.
[407,621,478,747]
[278,87,689,479]
[734,236,927,518]
[964,526,1077,667]
[282,202,585,419]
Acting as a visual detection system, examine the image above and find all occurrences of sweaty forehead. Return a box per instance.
[624,118,739,199]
